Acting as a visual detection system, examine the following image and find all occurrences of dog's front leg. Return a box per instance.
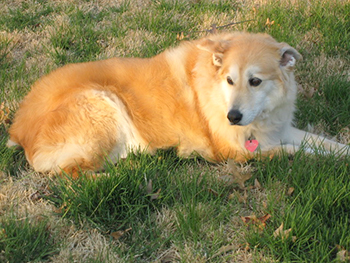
[283,126,349,156]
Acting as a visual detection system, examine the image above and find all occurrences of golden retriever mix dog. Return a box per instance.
[7,32,348,177]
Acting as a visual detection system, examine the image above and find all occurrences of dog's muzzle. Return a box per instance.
[227,109,242,125]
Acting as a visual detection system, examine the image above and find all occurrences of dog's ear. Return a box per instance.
[279,43,302,68]
[197,38,229,67]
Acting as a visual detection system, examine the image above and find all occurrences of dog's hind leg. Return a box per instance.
[30,89,141,176]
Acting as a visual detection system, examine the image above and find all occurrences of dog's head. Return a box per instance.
[197,32,301,126]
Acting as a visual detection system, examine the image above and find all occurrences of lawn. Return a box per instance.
[0,0,349,262]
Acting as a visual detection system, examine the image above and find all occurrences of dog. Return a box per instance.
[7,32,348,177]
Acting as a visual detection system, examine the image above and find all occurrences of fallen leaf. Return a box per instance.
[262,201,268,209]
[287,187,295,196]
[259,213,272,224]
[35,215,45,222]
[159,250,178,263]
[229,190,248,203]
[145,179,161,200]
[208,188,219,196]
[0,102,10,125]
[241,213,271,231]
[53,202,67,214]
[1,228,7,238]
[254,178,261,189]
[227,159,252,189]
[257,214,271,231]
[219,175,236,185]
[336,245,350,262]
[146,179,153,194]
[273,223,292,240]
[111,231,124,240]
[299,85,316,99]
[29,191,41,201]
[53,207,62,214]
[228,193,235,200]
[274,223,283,235]
[265,18,275,27]
[234,174,252,189]
[241,214,257,224]
[176,32,184,41]
[150,188,161,200]
[211,245,236,259]
[111,227,132,240]
[337,250,349,262]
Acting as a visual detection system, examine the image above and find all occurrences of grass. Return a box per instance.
[0,211,58,263]
[0,0,349,262]
[296,75,350,135]
[250,153,350,262]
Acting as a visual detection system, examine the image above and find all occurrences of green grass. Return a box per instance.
[46,150,350,262]
[250,153,350,262]
[49,150,237,260]
[247,0,350,56]
[0,0,349,262]
[296,76,350,135]
[0,1,54,32]
[0,211,58,262]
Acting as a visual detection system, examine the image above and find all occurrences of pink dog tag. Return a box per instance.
[245,140,259,152]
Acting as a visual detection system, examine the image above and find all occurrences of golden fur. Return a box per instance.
[8,32,348,177]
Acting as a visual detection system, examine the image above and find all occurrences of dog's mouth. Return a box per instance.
[229,121,242,126]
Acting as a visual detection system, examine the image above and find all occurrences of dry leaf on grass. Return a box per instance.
[145,179,161,200]
[265,18,275,27]
[336,245,350,262]
[244,242,250,251]
[286,187,295,196]
[110,227,132,240]
[241,213,271,231]
[157,249,179,263]
[219,175,235,185]
[224,159,252,189]
[151,188,161,200]
[29,190,41,202]
[247,178,263,190]
[337,250,350,262]
[254,178,261,189]
[176,32,185,41]
[146,179,153,194]
[208,188,219,197]
[0,102,10,125]
[53,202,67,214]
[299,85,316,99]
[241,214,258,224]
[228,190,248,203]
[273,223,293,241]
[211,244,236,259]
[262,201,268,209]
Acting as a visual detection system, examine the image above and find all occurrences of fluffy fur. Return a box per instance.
[8,32,349,177]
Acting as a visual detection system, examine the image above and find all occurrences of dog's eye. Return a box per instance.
[226,76,234,85]
[249,78,262,87]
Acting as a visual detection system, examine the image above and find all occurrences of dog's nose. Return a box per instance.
[227,109,242,125]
